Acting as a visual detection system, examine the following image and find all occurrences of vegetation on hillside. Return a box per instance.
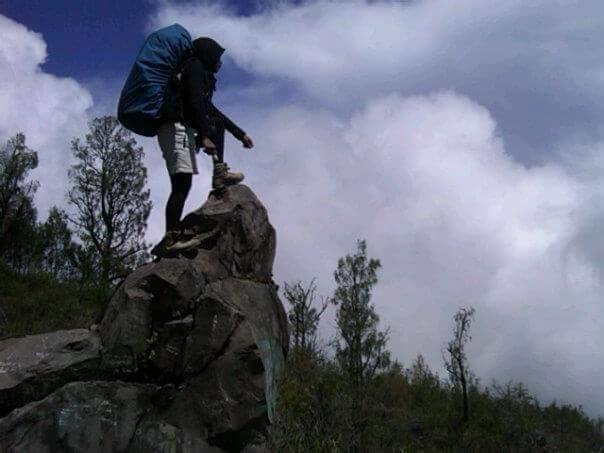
[0,263,106,339]
[271,241,604,452]
[0,126,602,451]
[0,118,150,337]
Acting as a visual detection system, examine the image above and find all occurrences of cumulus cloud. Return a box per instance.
[145,0,604,416]
[0,15,93,217]
[212,90,603,416]
[4,2,602,417]
[153,0,604,162]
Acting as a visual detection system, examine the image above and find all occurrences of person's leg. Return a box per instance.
[207,116,226,163]
[165,172,192,234]
[153,123,197,256]
[207,116,244,189]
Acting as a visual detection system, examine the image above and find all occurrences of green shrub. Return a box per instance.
[271,350,604,452]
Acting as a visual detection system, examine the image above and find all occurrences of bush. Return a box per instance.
[271,349,604,452]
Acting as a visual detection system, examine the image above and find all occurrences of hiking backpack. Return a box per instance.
[117,24,192,137]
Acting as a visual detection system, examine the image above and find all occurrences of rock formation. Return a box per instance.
[0,184,288,452]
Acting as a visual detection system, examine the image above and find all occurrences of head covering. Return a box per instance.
[192,37,224,70]
[191,37,225,93]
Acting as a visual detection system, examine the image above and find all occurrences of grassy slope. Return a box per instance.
[0,264,106,339]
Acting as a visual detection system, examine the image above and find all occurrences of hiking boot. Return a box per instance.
[150,230,180,257]
[166,236,203,252]
[212,161,244,190]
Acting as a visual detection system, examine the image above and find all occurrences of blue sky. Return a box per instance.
[3,0,601,162]
[3,0,151,79]
[2,0,604,418]
[1,0,268,78]
[0,0,265,108]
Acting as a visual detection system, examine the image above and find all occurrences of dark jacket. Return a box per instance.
[162,37,246,141]
[181,58,246,141]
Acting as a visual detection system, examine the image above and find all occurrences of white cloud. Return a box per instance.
[153,0,604,104]
[148,0,604,416]
[0,15,93,218]
[3,1,603,419]
[208,90,601,416]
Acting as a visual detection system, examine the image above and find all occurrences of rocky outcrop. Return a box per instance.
[1,381,158,452]
[0,329,101,418]
[0,184,288,452]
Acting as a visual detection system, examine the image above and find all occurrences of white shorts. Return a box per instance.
[157,122,198,175]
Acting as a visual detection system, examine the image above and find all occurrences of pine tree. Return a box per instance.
[332,240,391,390]
[0,133,39,273]
[67,116,151,285]
[330,240,391,451]
[36,206,78,281]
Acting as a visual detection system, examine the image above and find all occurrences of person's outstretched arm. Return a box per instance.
[209,102,246,142]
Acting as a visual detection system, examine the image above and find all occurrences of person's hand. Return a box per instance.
[199,136,217,156]
[242,134,254,149]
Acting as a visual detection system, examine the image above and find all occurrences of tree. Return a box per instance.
[443,306,476,427]
[332,240,390,390]
[282,278,329,354]
[407,354,439,387]
[0,133,39,273]
[67,116,152,285]
[36,206,78,281]
[330,240,391,451]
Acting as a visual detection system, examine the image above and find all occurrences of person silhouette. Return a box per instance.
[152,36,254,257]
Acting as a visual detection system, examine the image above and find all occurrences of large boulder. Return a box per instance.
[0,381,158,453]
[0,184,289,452]
[0,328,101,417]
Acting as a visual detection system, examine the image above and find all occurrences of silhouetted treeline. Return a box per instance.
[272,241,604,452]
[0,117,151,338]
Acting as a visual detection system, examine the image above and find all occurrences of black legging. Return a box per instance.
[165,116,226,233]
[166,173,192,233]
[206,115,226,163]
